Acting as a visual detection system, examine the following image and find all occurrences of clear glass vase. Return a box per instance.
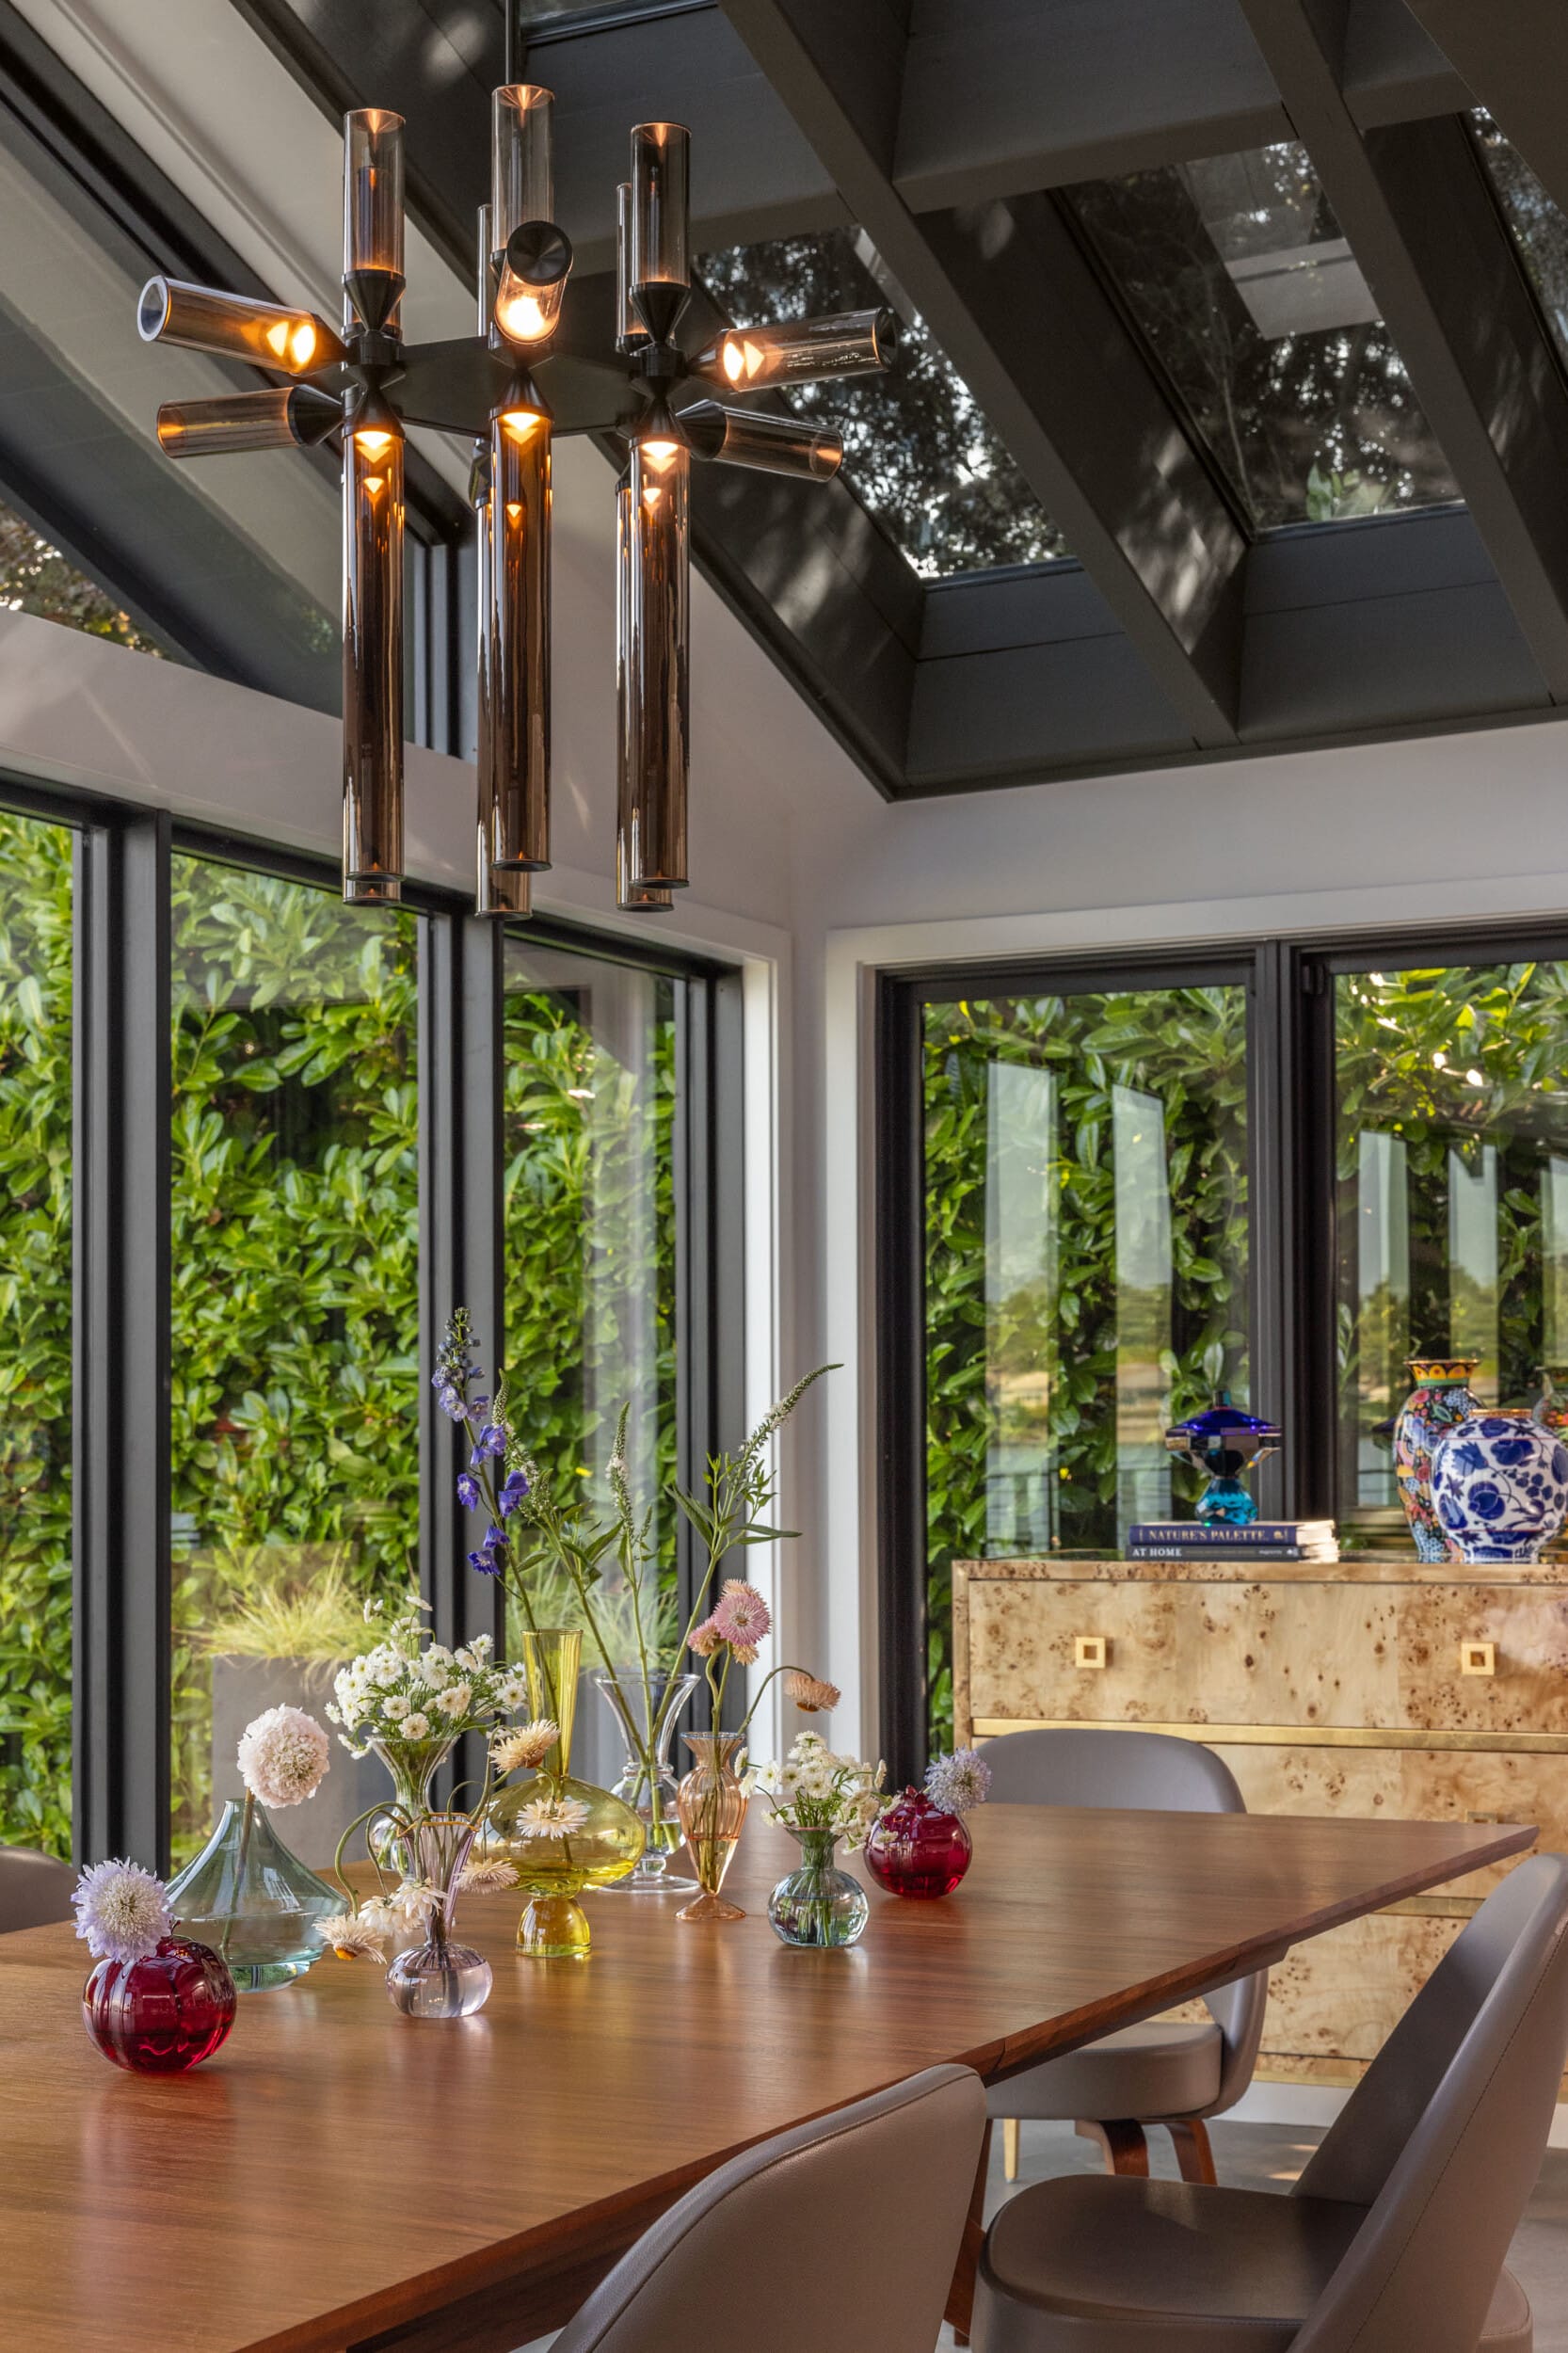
[766,1825,870,1949]
[675,1730,748,1923]
[384,1811,493,2019]
[167,1795,341,1990]
[594,1667,699,1893]
[367,1732,458,1888]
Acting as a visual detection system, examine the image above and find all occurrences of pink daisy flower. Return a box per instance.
[712,1580,771,1650]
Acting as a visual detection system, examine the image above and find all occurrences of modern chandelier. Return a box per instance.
[136,60,892,917]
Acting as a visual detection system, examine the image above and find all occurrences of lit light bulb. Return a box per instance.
[721,339,744,383]
[497,289,549,342]
[355,428,394,456]
[363,473,386,495]
[264,319,290,358]
[640,438,680,466]
[289,319,317,368]
[500,408,544,442]
[504,500,523,522]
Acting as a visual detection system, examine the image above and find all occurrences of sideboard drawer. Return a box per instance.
[966,1575,1568,1735]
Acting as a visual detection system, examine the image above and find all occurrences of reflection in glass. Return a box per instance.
[1066,143,1460,529]
[168,858,419,1865]
[502,947,678,1787]
[696,228,1067,578]
[0,811,72,1857]
[0,499,160,653]
[1471,110,1568,373]
[924,985,1250,1750]
[1334,963,1568,1546]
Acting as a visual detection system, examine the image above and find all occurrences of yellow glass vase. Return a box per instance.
[484,1627,644,1957]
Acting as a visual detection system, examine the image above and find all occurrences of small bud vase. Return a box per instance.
[766,1825,870,1948]
[384,1811,493,2019]
[167,1795,341,1990]
[864,1788,973,1899]
[675,1730,748,1922]
[367,1731,459,1892]
[83,1936,237,2073]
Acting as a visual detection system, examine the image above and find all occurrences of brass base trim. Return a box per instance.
[969,1716,1568,1756]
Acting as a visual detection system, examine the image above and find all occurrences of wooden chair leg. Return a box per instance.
[1002,2117,1021,2182]
[945,2115,991,2345]
[1168,2116,1217,2185]
[1074,2118,1149,2176]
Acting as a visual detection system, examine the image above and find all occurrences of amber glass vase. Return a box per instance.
[675,1731,748,1922]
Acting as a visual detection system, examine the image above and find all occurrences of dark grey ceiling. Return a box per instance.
[15,0,1568,795]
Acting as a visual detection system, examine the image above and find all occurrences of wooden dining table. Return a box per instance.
[2,1804,1536,2353]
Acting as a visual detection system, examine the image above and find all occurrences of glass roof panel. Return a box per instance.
[695,228,1069,580]
[1064,143,1461,531]
[1470,109,1568,373]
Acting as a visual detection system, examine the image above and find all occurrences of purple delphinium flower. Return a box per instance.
[467,1548,503,1575]
[470,1422,507,1466]
[497,1468,529,1519]
[456,1471,481,1511]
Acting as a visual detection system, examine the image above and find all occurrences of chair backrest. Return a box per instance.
[0,1844,74,1933]
[975,1727,1268,2110]
[1290,1852,1568,2353]
[552,2066,986,2353]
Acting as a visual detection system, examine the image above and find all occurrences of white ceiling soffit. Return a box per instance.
[9,0,474,499]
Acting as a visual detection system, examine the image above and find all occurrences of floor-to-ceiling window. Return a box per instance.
[0,808,73,1856]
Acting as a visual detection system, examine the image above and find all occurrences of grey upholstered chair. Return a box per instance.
[552,2064,986,2353]
[0,1843,73,1933]
[972,1850,1568,2353]
[978,1727,1269,2184]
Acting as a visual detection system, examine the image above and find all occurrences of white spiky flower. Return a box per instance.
[236,1705,331,1809]
[312,1912,388,1962]
[490,1720,560,1775]
[456,1859,519,1897]
[72,1859,172,1966]
[516,1796,590,1839]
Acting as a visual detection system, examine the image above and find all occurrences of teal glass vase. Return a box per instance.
[766,1826,870,1949]
[167,1795,340,1991]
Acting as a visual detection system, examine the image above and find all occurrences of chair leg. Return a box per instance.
[1002,2118,1021,2182]
[1168,2117,1217,2185]
[946,2116,991,2345]
[1074,2118,1149,2176]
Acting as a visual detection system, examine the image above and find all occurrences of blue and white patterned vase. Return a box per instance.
[1431,1412,1568,1565]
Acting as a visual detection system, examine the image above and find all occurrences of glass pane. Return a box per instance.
[923,983,1250,1750]
[696,228,1069,578]
[0,498,161,655]
[502,944,678,1786]
[0,809,72,1856]
[1335,961,1568,1551]
[1066,144,1461,530]
[1471,110,1568,373]
[169,861,420,1865]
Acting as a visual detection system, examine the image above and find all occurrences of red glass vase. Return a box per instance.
[82,1937,237,2074]
[864,1789,972,1899]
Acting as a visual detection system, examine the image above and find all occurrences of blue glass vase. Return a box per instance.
[767,1827,870,1949]
[167,1795,340,1991]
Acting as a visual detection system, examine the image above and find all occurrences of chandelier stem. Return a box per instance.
[625,436,690,890]
[487,405,552,872]
[342,427,406,904]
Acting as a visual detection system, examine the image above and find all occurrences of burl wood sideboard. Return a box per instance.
[952,1553,1568,2090]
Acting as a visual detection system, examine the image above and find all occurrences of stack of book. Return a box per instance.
[1126,1520,1339,1563]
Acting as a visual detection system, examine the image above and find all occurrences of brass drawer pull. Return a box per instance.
[1075,1635,1109,1672]
[1460,1641,1496,1678]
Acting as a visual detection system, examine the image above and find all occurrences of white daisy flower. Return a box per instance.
[516,1796,591,1839]
[401,1711,431,1740]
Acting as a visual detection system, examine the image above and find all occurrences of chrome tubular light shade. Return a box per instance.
[491,86,552,241]
[625,428,690,888]
[344,109,406,330]
[616,474,671,913]
[616,181,649,356]
[680,398,842,481]
[157,385,342,457]
[342,417,406,903]
[137,278,347,374]
[473,440,531,919]
[629,122,690,343]
[494,223,572,348]
[487,403,552,871]
[688,306,895,391]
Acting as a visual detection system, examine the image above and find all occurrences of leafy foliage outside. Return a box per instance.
[0,501,162,655]
[922,987,1250,1750]
[696,229,1068,579]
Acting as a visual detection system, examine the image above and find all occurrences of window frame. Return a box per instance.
[876,919,1568,1780]
[0,774,743,1866]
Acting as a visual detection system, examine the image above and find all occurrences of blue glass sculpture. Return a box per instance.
[1164,1391,1282,1526]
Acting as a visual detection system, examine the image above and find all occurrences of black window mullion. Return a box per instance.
[875,973,928,1786]
[73,807,171,1870]
[418,910,505,1801]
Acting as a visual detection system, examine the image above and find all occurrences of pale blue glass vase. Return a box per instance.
[167,1796,340,1991]
[767,1826,870,1949]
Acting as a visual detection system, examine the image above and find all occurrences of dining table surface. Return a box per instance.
[1,1801,1539,2353]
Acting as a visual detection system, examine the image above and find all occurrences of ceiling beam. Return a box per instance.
[720,0,1248,746]
[1397,2,1568,216]
[1236,0,1568,704]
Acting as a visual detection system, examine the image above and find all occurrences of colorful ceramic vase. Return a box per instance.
[1431,1412,1568,1565]
[83,1936,236,2073]
[864,1789,973,1899]
[1163,1391,1282,1526]
[1393,1358,1480,1561]
[766,1827,870,1948]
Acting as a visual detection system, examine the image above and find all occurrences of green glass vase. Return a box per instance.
[167,1794,339,1991]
